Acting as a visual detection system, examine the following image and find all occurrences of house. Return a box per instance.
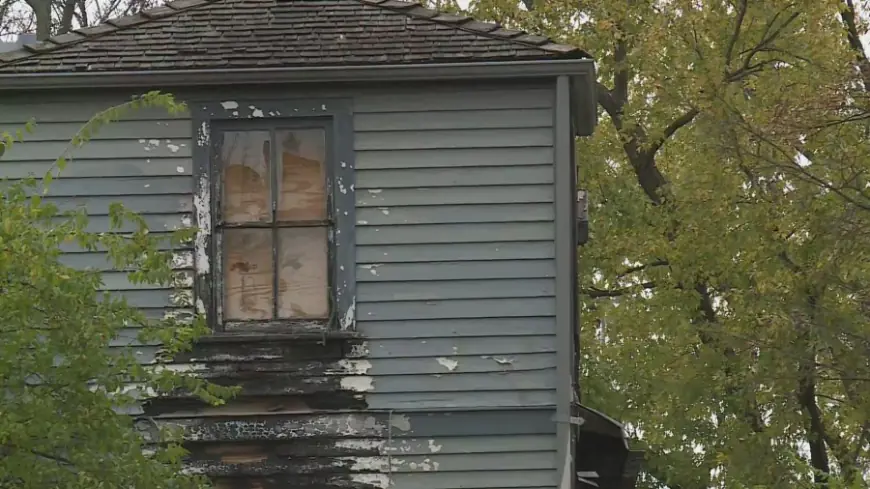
[0,1,640,488]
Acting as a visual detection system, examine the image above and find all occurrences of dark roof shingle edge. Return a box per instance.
[0,0,590,66]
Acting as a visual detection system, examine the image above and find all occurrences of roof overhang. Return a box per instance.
[0,58,594,91]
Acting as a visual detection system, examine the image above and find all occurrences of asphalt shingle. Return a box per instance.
[0,0,588,73]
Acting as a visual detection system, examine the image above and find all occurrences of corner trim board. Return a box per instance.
[554,75,578,489]
[0,59,595,91]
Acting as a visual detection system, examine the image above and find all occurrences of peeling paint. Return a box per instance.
[390,414,411,432]
[350,474,390,489]
[367,189,382,194]
[194,173,211,275]
[435,357,459,371]
[427,439,443,453]
[171,251,194,269]
[220,101,239,110]
[335,439,385,451]
[340,297,356,330]
[342,456,390,472]
[357,220,369,225]
[350,342,370,357]
[378,207,390,215]
[338,178,348,194]
[177,166,186,173]
[340,376,374,392]
[249,106,264,118]
[170,289,193,307]
[335,358,371,375]
[149,138,160,146]
[167,143,181,153]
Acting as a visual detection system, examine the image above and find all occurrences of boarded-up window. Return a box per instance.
[220,128,329,323]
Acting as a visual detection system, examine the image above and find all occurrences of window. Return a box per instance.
[193,101,356,334]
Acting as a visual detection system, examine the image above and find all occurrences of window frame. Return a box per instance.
[191,99,356,335]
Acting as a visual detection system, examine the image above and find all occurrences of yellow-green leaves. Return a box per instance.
[0,92,226,489]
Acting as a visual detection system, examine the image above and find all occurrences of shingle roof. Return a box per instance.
[0,0,588,73]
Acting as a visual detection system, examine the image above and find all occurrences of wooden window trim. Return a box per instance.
[191,99,357,336]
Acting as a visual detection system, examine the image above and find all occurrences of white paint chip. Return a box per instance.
[435,357,459,371]
[427,439,443,453]
[177,166,185,173]
[167,144,180,153]
[340,376,374,392]
[220,101,239,110]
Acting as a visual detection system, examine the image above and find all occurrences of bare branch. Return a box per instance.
[724,0,748,65]
[645,107,701,157]
[581,281,656,298]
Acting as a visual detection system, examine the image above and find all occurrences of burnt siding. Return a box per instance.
[0,83,559,489]
[353,87,557,411]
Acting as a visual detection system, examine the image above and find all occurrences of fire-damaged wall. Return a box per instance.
[0,81,563,489]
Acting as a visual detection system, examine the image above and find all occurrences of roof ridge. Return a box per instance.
[356,0,584,56]
[0,0,588,67]
[0,0,221,65]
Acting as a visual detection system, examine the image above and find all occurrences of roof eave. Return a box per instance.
[0,58,595,91]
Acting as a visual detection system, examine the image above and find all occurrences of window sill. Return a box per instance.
[197,330,360,344]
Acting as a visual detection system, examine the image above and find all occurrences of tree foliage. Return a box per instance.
[447,0,870,487]
[0,92,235,489]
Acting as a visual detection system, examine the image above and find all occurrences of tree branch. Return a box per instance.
[840,0,870,91]
[724,0,748,66]
[645,107,701,158]
[581,281,656,298]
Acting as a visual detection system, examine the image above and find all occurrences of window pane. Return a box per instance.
[278,227,329,318]
[224,228,274,320]
[222,131,271,224]
[277,129,326,221]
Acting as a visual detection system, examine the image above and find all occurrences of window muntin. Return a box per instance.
[217,125,332,326]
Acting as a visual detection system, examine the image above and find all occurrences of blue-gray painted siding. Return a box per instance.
[352,87,557,413]
[0,83,559,489]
